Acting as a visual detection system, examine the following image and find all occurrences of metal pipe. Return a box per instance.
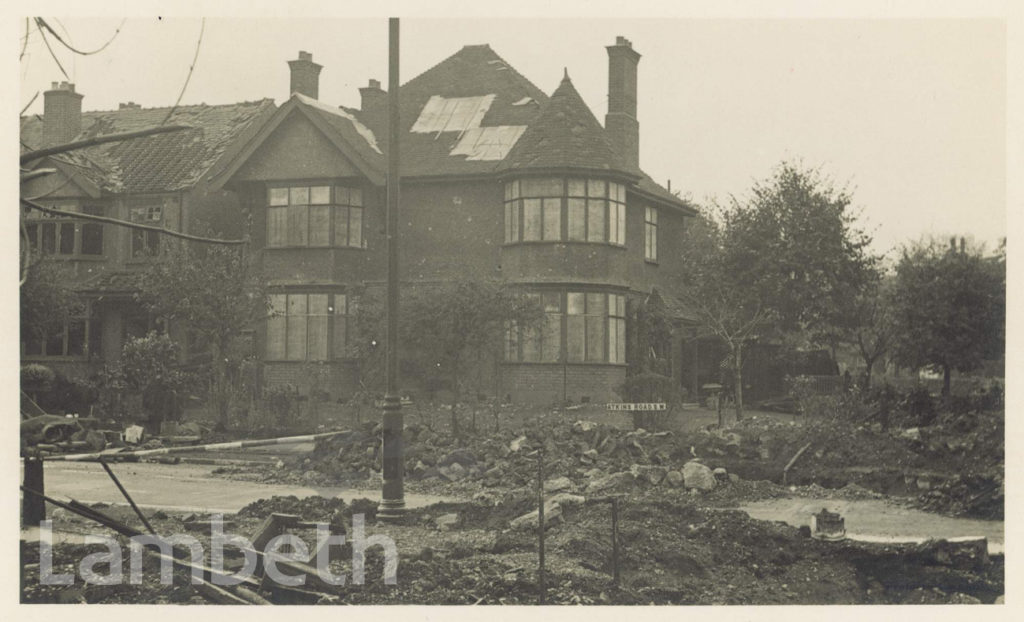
[379,16,406,520]
[99,460,156,535]
[41,430,347,462]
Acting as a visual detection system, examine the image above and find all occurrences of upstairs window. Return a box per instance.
[130,203,163,257]
[504,178,626,246]
[267,184,363,249]
[644,206,658,262]
[23,203,105,258]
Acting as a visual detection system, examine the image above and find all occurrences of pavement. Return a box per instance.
[27,460,452,514]
[738,497,1005,554]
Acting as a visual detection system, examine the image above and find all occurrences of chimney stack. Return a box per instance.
[43,81,84,147]
[605,36,641,170]
[360,79,387,113]
[288,51,322,99]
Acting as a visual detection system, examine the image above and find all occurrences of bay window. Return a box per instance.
[24,202,105,258]
[504,177,626,246]
[505,291,626,365]
[266,292,350,361]
[267,184,363,248]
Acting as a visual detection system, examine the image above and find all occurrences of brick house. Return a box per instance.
[210,38,698,404]
[21,36,702,408]
[19,83,275,380]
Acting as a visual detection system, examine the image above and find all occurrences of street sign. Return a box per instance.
[606,403,667,411]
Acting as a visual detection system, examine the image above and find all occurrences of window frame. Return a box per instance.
[644,206,658,263]
[266,184,365,250]
[504,290,627,366]
[21,303,98,360]
[503,177,627,247]
[265,291,352,362]
[23,202,106,259]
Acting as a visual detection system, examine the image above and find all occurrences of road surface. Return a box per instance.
[739,497,1004,554]
[29,460,451,514]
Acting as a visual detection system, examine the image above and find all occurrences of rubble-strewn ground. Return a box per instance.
[23,404,1004,605]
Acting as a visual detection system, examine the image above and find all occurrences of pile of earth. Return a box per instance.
[249,413,982,504]
[913,471,1004,520]
[337,488,1003,605]
[237,495,380,523]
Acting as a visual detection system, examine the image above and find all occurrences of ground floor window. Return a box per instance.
[22,306,101,358]
[506,290,626,364]
[266,292,349,361]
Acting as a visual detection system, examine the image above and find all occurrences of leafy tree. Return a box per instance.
[679,162,876,422]
[890,237,1005,396]
[849,270,897,390]
[351,281,544,437]
[136,242,267,429]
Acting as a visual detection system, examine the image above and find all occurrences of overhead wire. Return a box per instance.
[161,18,206,126]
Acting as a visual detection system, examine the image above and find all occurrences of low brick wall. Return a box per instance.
[500,363,626,405]
[262,361,359,401]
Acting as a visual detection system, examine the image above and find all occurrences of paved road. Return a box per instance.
[29,461,451,514]
[739,497,1004,554]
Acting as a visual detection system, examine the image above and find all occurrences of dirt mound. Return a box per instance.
[236,495,378,522]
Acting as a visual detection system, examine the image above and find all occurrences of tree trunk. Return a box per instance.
[942,364,951,397]
[733,345,744,422]
[863,356,876,391]
[450,371,460,439]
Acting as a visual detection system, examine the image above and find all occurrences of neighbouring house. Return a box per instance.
[19,82,275,381]
[208,39,699,404]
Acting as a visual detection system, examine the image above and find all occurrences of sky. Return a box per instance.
[15,14,1008,256]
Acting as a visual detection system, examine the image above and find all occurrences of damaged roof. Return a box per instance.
[499,72,627,175]
[20,99,275,194]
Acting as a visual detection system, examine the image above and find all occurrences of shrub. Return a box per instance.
[21,364,56,394]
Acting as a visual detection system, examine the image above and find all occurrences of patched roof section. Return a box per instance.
[499,73,624,174]
[393,44,549,176]
[20,99,275,194]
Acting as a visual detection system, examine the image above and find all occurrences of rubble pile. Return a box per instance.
[237,495,379,522]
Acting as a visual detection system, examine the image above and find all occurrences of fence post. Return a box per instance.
[22,456,46,527]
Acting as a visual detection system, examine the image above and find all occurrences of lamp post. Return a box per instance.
[379,16,405,520]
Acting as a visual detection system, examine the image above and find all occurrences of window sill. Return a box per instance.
[644,259,659,266]
[502,241,628,250]
[502,360,627,367]
[264,245,366,251]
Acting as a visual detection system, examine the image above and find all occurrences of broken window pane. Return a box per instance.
[41,223,56,254]
[59,223,75,254]
[81,223,103,255]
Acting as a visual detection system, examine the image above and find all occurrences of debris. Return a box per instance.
[434,513,459,530]
[682,461,716,491]
[544,476,573,492]
[810,508,846,541]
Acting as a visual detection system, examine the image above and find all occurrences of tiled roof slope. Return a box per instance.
[499,73,626,175]
[388,44,550,177]
[20,99,275,194]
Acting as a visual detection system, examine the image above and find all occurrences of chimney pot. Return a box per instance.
[288,51,323,99]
